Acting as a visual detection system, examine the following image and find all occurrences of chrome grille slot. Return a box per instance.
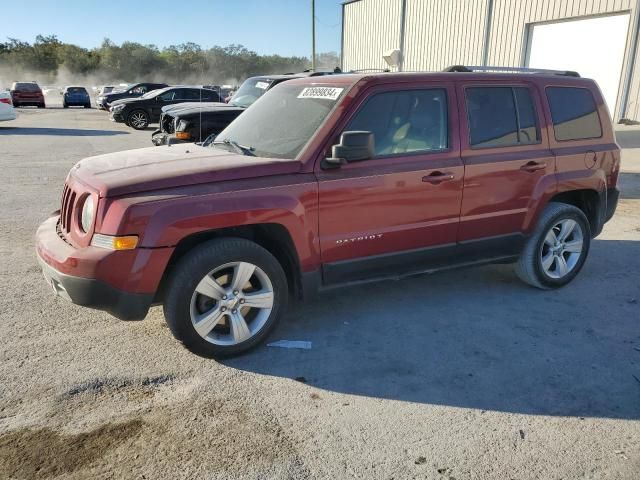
[60,183,77,233]
[60,184,69,231]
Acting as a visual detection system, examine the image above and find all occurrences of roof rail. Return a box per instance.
[443,65,580,77]
[348,68,391,73]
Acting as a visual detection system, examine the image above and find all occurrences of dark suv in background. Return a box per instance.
[10,82,45,108]
[110,86,221,129]
[151,72,336,145]
[96,82,168,110]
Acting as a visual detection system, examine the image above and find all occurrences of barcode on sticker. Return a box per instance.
[297,87,344,100]
[255,81,270,90]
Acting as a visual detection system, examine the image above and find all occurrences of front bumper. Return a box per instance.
[39,255,153,321]
[36,215,173,321]
[110,110,126,123]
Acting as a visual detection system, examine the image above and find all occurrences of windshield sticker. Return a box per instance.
[297,87,344,100]
[255,81,270,90]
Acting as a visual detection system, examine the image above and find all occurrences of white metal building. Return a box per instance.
[341,0,640,121]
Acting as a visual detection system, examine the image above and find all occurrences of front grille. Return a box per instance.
[161,113,175,134]
[59,183,77,233]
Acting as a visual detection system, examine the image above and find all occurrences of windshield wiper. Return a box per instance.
[213,139,255,156]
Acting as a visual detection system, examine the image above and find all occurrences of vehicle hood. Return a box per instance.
[161,102,235,116]
[103,91,131,102]
[71,144,301,197]
[110,96,144,107]
[165,103,244,119]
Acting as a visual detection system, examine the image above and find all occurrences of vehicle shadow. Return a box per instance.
[0,127,128,136]
[225,239,640,420]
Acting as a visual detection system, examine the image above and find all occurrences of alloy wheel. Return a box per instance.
[129,112,147,129]
[189,261,274,345]
[539,218,584,279]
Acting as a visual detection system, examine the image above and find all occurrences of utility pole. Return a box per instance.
[311,0,316,71]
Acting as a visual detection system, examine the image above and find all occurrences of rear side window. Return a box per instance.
[345,89,448,157]
[466,87,540,148]
[546,87,602,141]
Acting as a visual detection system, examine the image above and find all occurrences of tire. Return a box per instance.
[163,238,288,358]
[84,103,91,109]
[63,102,68,109]
[38,103,45,109]
[127,110,149,130]
[516,202,591,289]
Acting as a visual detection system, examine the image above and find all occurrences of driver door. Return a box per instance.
[316,84,464,284]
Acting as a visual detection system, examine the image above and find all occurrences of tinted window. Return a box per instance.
[202,90,221,102]
[514,88,538,144]
[158,90,176,101]
[174,89,202,101]
[546,87,602,141]
[345,89,448,157]
[466,87,539,148]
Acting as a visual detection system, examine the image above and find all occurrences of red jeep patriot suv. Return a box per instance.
[36,66,620,357]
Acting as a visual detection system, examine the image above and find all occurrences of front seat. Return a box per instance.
[381,98,442,154]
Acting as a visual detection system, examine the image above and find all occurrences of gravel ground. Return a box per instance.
[0,107,639,480]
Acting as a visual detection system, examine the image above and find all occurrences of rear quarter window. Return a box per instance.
[546,87,602,141]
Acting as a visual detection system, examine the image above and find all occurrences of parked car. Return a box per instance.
[110,86,221,130]
[62,86,91,108]
[0,91,17,121]
[151,73,332,145]
[96,82,168,110]
[10,81,45,108]
[96,85,115,96]
[35,67,620,358]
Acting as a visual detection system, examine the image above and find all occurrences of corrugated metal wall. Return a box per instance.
[342,0,640,120]
[341,0,403,71]
[402,0,488,71]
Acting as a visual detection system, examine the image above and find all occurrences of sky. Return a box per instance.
[3,0,343,57]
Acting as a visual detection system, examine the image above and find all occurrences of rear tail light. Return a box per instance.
[0,98,11,105]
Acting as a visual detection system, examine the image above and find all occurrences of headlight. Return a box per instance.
[80,196,95,233]
[177,120,189,132]
[112,104,124,112]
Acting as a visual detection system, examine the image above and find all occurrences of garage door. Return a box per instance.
[527,13,630,114]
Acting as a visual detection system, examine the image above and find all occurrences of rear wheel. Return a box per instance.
[516,202,591,289]
[38,103,45,109]
[163,238,288,358]
[63,102,68,109]
[127,110,149,129]
[84,103,91,109]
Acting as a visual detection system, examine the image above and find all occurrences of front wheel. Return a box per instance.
[163,238,288,358]
[127,110,149,130]
[516,202,591,289]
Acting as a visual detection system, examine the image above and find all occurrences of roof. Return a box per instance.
[279,70,596,88]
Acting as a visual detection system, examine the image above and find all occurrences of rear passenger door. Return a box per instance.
[457,83,556,243]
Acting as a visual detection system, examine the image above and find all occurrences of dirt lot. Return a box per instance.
[0,107,639,480]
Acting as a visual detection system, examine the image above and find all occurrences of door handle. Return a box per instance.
[520,161,547,172]
[422,171,455,184]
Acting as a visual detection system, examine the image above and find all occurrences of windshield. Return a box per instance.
[214,83,345,159]
[66,87,87,94]
[229,77,273,108]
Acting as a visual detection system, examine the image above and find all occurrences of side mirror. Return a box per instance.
[323,131,375,168]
